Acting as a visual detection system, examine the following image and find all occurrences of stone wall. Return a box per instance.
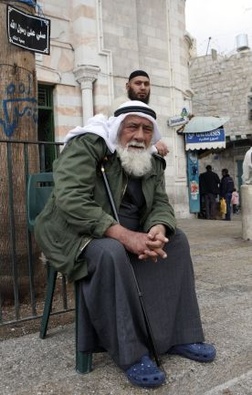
[189,49,252,188]
[189,50,252,138]
[35,0,193,217]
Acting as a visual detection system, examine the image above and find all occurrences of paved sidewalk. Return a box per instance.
[1,216,252,395]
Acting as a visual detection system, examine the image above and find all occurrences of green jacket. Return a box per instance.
[34,133,176,282]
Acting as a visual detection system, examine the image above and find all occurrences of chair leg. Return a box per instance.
[76,351,93,374]
[39,264,57,339]
[75,282,93,374]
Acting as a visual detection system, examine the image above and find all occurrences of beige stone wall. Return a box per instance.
[189,50,252,138]
[189,50,252,187]
[35,0,193,217]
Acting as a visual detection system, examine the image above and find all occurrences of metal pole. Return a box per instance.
[206,36,211,55]
[100,164,161,366]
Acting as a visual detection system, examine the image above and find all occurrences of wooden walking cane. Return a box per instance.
[101,163,161,367]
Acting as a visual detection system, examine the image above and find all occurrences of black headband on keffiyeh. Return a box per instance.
[114,104,156,119]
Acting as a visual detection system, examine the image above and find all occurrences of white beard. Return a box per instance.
[116,142,152,177]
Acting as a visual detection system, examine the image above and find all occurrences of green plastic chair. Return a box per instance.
[27,172,92,374]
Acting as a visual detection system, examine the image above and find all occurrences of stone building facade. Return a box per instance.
[35,0,195,218]
[189,46,252,192]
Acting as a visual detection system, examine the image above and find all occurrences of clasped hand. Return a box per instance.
[137,224,168,262]
[121,224,168,262]
[105,223,169,262]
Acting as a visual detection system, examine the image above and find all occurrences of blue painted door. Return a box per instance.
[187,151,200,213]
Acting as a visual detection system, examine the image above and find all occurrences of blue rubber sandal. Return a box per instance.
[125,355,166,388]
[168,342,216,362]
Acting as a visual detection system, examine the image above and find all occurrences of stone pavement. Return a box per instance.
[1,216,252,395]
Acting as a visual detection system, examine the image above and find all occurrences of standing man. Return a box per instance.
[126,69,151,103]
[112,70,168,156]
[199,165,220,219]
[220,168,235,221]
[111,70,151,111]
[35,100,216,389]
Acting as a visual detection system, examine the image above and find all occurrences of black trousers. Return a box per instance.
[204,193,217,219]
[77,228,204,369]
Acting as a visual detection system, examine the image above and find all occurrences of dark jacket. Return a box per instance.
[220,174,234,197]
[199,170,220,195]
[34,133,176,282]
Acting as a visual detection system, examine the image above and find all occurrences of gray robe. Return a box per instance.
[77,178,204,369]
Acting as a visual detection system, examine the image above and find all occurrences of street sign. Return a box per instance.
[167,115,188,127]
[7,5,51,55]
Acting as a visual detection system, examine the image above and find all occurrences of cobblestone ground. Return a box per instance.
[1,216,252,395]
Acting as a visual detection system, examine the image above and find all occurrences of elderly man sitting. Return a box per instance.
[35,101,216,389]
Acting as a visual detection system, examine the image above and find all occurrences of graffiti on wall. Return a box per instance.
[0,72,38,137]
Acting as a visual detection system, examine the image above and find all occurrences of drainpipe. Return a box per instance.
[74,65,100,124]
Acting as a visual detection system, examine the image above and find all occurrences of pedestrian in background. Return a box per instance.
[199,165,220,219]
[220,168,234,221]
[231,188,239,214]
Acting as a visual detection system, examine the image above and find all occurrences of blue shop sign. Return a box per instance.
[185,127,226,150]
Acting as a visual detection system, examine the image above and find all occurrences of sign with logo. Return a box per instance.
[7,6,51,55]
[167,116,188,127]
[185,127,226,150]
[168,108,189,127]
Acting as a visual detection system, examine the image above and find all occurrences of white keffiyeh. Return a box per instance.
[63,100,162,153]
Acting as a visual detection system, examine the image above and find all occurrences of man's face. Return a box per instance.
[116,114,154,177]
[118,115,154,150]
[126,76,150,104]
